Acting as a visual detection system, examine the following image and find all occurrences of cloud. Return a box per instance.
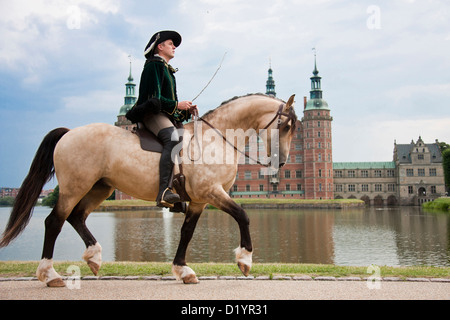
[62,89,122,115]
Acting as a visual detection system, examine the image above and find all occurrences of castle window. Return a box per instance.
[429,168,437,176]
[418,169,425,176]
[284,170,291,178]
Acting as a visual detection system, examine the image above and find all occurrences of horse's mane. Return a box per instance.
[202,93,286,119]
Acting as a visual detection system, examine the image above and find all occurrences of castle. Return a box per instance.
[115,57,446,206]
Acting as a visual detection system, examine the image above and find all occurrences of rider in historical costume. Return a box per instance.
[136,30,197,208]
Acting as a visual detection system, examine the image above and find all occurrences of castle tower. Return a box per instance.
[115,57,137,131]
[302,54,333,199]
[114,58,138,200]
[265,60,276,96]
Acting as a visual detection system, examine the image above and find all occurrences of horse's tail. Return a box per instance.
[0,127,70,248]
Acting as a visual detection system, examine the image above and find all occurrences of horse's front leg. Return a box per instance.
[209,188,253,276]
[172,202,205,284]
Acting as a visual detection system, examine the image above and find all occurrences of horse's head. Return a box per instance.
[263,94,297,168]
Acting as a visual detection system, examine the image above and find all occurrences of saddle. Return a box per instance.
[132,122,191,207]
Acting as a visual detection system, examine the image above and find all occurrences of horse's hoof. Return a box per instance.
[237,262,251,277]
[46,278,66,288]
[87,261,100,276]
[235,247,252,276]
[183,274,200,284]
[172,265,198,284]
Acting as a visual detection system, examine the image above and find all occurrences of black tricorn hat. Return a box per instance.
[144,30,182,57]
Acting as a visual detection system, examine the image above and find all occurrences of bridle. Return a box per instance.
[190,103,296,167]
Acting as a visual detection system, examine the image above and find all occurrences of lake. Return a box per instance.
[0,206,449,267]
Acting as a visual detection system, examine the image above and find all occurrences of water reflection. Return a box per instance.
[0,206,449,266]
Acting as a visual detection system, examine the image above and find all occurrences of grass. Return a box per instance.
[422,197,450,212]
[100,200,157,207]
[98,198,364,210]
[1,261,449,280]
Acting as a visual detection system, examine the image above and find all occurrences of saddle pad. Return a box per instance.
[134,123,163,153]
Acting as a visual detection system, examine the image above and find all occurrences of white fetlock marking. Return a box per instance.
[234,246,253,268]
[36,258,61,283]
[172,265,196,281]
[82,242,102,267]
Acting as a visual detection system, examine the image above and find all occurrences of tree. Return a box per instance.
[42,185,59,208]
[439,141,450,153]
[0,197,15,206]
[443,149,450,194]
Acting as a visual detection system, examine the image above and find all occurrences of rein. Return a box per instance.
[189,103,295,167]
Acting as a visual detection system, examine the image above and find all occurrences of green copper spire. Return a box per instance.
[305,50,329,110]
[119,56,137,116]
[266,58,276,97]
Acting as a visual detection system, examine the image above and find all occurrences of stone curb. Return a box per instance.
[1,276,449,283]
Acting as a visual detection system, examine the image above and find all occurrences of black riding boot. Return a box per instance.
[156,127,181,207]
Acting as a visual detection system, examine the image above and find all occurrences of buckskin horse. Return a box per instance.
[0,93,296,286]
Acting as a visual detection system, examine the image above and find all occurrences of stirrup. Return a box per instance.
[157,188,180,208]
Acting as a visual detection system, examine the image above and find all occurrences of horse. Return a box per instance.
[0,93,297,286]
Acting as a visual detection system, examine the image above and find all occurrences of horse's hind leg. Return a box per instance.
[37,196,79,287]
[67,180,114,276]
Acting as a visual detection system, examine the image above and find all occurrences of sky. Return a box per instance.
[0,0,449,188]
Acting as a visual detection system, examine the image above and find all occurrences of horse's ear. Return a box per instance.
[285,94,295,110]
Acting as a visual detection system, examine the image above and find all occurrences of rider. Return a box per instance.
[137,30,197,208]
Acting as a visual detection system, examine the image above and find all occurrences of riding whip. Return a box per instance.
[191,51,227,103]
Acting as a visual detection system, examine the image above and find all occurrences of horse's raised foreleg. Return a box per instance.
[67,205,102,276]
[172,202,205,284]
[209,188,253,276]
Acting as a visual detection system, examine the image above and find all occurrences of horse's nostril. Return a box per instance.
[279,163,285,168]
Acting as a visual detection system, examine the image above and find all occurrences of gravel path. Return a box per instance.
[1,278,449,300]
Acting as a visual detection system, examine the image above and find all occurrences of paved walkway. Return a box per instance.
[1,277,449,300]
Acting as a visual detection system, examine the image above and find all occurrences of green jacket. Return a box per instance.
[136,57,190,122]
